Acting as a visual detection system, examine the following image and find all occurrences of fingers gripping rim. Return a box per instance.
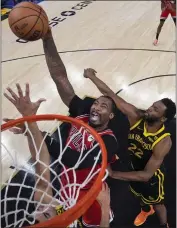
[1,114,107,227]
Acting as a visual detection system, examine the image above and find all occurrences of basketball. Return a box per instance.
[8,2,49,41]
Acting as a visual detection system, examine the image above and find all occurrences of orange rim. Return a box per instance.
[1,114,107,227]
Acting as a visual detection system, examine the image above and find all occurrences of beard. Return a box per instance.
[144,116,159,125]
[142,109,160,125]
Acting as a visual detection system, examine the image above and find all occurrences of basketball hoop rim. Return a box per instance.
[1,114,107,228]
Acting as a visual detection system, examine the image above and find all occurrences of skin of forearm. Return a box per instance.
[42,35,67,82]
[89,76,127,104]
[112,170,150,182]
[100,203,110,227]
[89,76,115,96]
[26,133,38,162]
[42,35,75,106]
[27,122,51,186]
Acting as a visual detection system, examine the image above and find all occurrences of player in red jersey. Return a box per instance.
[153,0,176,45]
[4,28,118,227]
[41,29,118,227]
[4,83,116,227]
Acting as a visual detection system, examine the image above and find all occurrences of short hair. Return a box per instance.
[161,98,176,121]
[100,95,117,114]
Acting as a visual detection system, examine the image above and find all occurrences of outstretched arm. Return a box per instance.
[84,69,142,126]
[42,29,75,107]
[108,136,171,182]
[27,122,54,204]
[97,183,111,227]
[4,84,57,205]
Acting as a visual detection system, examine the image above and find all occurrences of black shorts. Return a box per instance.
[130,169,165,205]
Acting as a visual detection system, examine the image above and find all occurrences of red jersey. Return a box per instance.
[67,114,116,152]
[44,95,120,226]
[61,114,117,191]
[161,0,176,19]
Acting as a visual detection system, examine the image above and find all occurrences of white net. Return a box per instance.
[1,118,108,228]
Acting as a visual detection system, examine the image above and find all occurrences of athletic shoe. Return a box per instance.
[134,205,155,226]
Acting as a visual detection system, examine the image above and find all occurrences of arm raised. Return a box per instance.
[84,68,142,126]
[42,30,75,107]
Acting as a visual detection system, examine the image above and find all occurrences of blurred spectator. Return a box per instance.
[1,0,43,10]
[1,0,15,9]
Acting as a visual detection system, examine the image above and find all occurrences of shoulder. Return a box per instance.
[101,131,118,145]
[129,118,143,131]
[157,135,172,147]
[153,136,172,157]
[75,114,90,121]
[100,133,119,157]
[69,95,84,108]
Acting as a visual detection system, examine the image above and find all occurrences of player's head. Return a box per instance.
[34,206,56,223]
[145,98,176,124]
[89,96,117,128]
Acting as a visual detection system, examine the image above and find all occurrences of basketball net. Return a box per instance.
[1,115,108,228]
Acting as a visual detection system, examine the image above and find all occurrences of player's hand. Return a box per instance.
[97,183,110,206]
[83,68,97,79]
[3,118,26,135]
[4,83,46,117]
